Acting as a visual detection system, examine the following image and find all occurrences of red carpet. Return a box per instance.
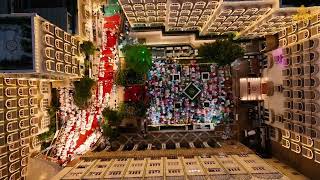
[73,14,121,152]
[124,85,146,102]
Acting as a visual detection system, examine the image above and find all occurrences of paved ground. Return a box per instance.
[265,158,309,180]
[109,126,239,150]
[26,157,62,180]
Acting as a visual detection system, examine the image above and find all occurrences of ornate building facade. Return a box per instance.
[53,143,288,179]
[0,77,52,179]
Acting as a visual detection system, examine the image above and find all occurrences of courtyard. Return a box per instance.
[147,59,234,126]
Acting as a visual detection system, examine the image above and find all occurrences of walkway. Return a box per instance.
[53,13,121,165]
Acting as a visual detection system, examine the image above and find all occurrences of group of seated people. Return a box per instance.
[147,59,233,125]
[54,88,102,164]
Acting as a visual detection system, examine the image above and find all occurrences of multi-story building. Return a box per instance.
[0,77,52,180]
[119,0,319,39]
[52,142,290,180]
[0,13,84,180]
[238,12,320,179]
[0,13,83,80]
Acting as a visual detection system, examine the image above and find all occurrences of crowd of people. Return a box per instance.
[54,88,102,164]
[52,14,121,165]
[147,59,233,125]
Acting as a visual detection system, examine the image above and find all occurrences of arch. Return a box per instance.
[5,87,17,97]
[44,34,54,47]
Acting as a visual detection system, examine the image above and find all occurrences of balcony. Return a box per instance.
[55,51,64,62]
[45,47,55,59]
[64,32,71,43]
[4,78,16,86]
[55,39,64,51]
[64,43,72,54]
[281,138,290,149]
[29,87,38,96]
[30,117,39,126]
[291,142,301,153]
[21,146,29,157]
[42,22,54,35]
[9,159,20,173]
[297,29,310,41]
[55,27,64,39]
[7,132,19,144]
[5,99,17,109]
[301,136,313,147]
[30,107,38,116]
[18,98,28,108]
[5,87,17,97]
[18,87,29,97]
[302,146,313,159]
[9,170,19,180]
[65,65,72,74]
[17,79,28,86]
[19,119,29,129]
[46,60,56,72]
[20,129,30,139]
[19,108,29,118]
[56,63,65,73]
[29,97,38,106]
[44,34,54,47]
[21,157,28,167]
[6,110,17,121]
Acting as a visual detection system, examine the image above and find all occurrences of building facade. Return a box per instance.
[118,0,319,38]
[53,143,288,180]
[0,77,52,179]
[262,12,320,164]
[0,13,83,80]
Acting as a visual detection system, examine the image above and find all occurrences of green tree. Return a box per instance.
[101,124,119,139]
[118,102,147,118]
[73,76,96,108]
[122,44,152,74]
[115,68,145,86]
[38,107,57,142]
[80,41,96,56]
[198,36,245,66]
[102,107,122,126]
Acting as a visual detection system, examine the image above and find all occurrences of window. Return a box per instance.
[114,163,125,167]
[228,167,240,172]
[208,168,221,172]
[77,165,87,169]
[149,162,160,166]
[89,172,101,176]
[132,163,143,167]
[167,156,177,159]
[128,171,141,175]
[244,160,256,163]
[96,165,107,168]
[117,158,127,161]
[186,162,196,165]
[168,162,179,166]
[221,160,233,164]
[168,169,181,173]
[70,172,82,176]
[204,161,215,165]
[109,171,121,175]
[148,170,160,174]
[252,167,266,171]
[100,158,110,162]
